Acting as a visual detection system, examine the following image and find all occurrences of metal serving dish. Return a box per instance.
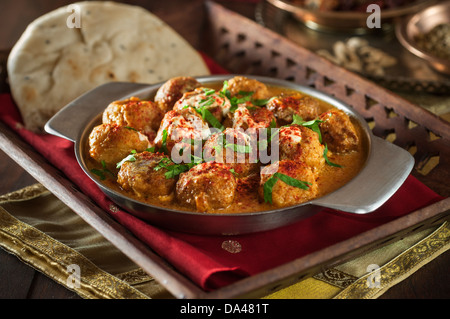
[267,0,434,32]
[396,1,450,75]
[44,75,414,235]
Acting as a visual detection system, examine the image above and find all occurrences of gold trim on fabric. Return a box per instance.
[115,268,154,285]
[0,184,49,203]
[313,268,358,289]
[333,221,450,299]
[0,203,150,299]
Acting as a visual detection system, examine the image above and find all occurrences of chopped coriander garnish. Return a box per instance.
[91,161,114,180]
[193,106,224,131]
[116,150,137,169]
[220,81,256,113]
[154,155,199,179]
[220,134,252,154]
[220,80,230,97]
[263,174,279,204]
[153,157,172,171]
[257,139,268,151]
[263,172,311,204]
[323,144,342,168]
[229,104,238,113]
[252,96,276,106]
[291,114,324,143]
[159,129,169,155]
[91,168,107,180]
[252,99,269,106]
[225,143,252,154]
[257,120,278,152]
[228,92,254,112]
[289,115,341,167]
[199,96,215,107]
[124,126,139,132]
[202,87,216,96]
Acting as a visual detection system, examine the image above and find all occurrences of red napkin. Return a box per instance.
[0,55,444,291]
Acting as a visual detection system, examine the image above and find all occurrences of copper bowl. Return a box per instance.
[267,0,434,33]
[396,1,450,75]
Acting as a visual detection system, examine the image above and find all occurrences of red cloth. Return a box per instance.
[0,55,444,291]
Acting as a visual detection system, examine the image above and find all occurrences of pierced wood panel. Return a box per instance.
[202,2,450,197]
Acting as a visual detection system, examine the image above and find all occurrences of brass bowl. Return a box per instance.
[267,0,434,33]
[396,1,450,75]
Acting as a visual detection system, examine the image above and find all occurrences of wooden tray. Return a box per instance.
[0,1,449,298]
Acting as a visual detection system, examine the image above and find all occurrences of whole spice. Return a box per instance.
[414,23,450,61]
[317,37,397,76]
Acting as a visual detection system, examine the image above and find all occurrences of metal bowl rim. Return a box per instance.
[395,1,450,68]
[267,0,434,19]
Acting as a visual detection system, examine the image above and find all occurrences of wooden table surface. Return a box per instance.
[0,0,448,299]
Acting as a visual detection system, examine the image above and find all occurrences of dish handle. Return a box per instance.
[312,136,414,214]
[44,82,152,142]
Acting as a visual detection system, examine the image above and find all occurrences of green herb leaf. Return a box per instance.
[220,80,230,96]
[257,139,268,151]
[263,174,279,204]
[220,133,252,154]
[91,169,106,180]
[263,172,311,204]
[91,160,115,180]
[194,106,224,131]
[269,119,277,129]
[275,172,311,190]
[153,157,171,171]
[291,114,324,143]
[220,82,256,113]
[116,150,137,169]
[159,129,170,155]
[257,125,278,152]
[191,154,203,164]
[232,92,253,106]
[229,104,239,113]
[253,96,276,107]
[323,144,342,168]
[252,99,269,106]
[202,88,216,96]
[164,164,191,179]
[225,143,252,154]
[199,97,215,107]
[154,155,202,179]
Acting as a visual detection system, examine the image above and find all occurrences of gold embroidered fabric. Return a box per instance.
[0,184,172,299]
[0,184,448,299]
[265,221,450,299]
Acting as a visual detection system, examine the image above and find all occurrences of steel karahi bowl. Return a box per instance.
[267,0,434,33]
[396,1,450,75]
[44,75,414,235]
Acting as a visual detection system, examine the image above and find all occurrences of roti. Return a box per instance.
[7,1,210,132]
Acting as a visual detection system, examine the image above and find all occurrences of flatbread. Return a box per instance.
[7,1,210,132]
